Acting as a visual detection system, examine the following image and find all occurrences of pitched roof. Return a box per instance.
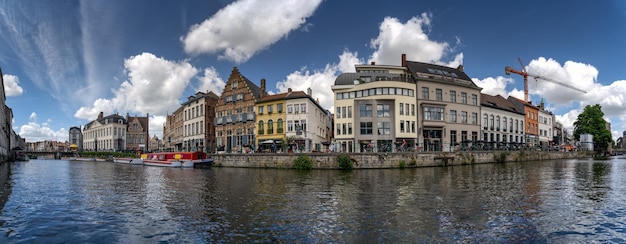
[405,61,480,89]
[481,93,524,115]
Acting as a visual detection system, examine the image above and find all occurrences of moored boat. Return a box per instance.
[140,151,211,168]
[113,157,143,165]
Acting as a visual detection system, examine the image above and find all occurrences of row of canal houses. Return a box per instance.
[332,54,561,152]
[160,53,561,154]
[76,54,564,154]
[0,68,27,161]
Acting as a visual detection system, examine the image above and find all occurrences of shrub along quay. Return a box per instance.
[209,151,587,169]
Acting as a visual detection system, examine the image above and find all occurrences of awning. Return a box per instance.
[261,140,274,144]
[70,144,78,148]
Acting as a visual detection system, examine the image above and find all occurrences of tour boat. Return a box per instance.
[140,151,212,168]
[113,157,143,165]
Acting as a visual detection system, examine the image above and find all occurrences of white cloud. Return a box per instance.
[2,74,24,96]
[18,122,67,142]
[182,0,322,63]
[275,50,362,110]
[472,76,514,97]
[74,52,198,121]
[197,67,226,96]
[29,112,37,121]
[149,115,166,139]
[368,13,463,68]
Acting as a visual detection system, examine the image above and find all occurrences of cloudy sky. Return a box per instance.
[0,0,625,142]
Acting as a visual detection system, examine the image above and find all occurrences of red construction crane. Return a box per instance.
[505,57,586,102]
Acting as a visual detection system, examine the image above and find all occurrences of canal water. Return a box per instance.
[0,157,625,243]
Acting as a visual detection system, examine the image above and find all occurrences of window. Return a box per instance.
[360,122,373,135]
[336,107,341,118]
[301,104,307,113]
[360,104,373,117]
[422,87,429,99]
[377,122,390,135]
[257,121,264,134]
[400,120,405,133]
[277,118,283,133]
[348,106,352,118]
[450,91,456,102]
[450,110,457,123]
[295,104,300,113]
[489,115,494,130]
[471,94,478,105]
[451,130,457,145]
[231,82,238,89]
[472,112,478,125]
[258,106,264,115]
[461,92,467,104]
[399,103,404,115]
[423,107,444,121]
[288,105,293,113]
[411,104,415,116]
[496,116,500,130]
[336,123,340,135]
[342,123,346,134]
[377,104,390,117]
[510,118,513,132]
[461,111,468,124]
[342,107,347,118]
[267,119,274,134]
[503,117,507,131]
[348,123,352,134]
[277,104,283,113]
[267,105,273,114]
[436,89,442,101]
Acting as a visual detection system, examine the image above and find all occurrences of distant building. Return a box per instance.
[580,133,594,151]
[82,112,127,151]
[215,67,265,153]
[125,113,149,153]
[148,135,161,152]
[181,91,219,153]
[68,126,83,151]
[480,93,525,149]
[163,107,183,152]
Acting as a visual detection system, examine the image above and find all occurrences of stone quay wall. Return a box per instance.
[210,151,588,169]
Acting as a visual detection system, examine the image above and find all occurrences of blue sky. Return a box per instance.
[1,0,625,142]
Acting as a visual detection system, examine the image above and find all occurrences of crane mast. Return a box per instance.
[504,57,586,102]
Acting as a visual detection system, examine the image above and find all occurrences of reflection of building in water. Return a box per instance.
[0,162,12,211]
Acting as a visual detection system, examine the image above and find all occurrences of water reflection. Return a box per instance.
[0,158,624,242]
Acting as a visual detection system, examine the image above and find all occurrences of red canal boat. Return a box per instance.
[140,151,213,168]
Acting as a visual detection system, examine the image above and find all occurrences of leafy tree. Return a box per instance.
[573,104,612,153]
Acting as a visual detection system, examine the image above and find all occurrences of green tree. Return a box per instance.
[573,104,612,153]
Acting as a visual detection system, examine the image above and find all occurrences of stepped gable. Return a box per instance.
[224,67,263,101]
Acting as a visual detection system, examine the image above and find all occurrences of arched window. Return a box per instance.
[267,119,274,134]
[496,116,500,130]
[277,118,284,133]
[503,117,507,131]
[258,121,264,134]
[483,114,488,129]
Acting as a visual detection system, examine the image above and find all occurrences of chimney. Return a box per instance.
[98,111,103,119]
[401,53,406,67]
[307,87,312,96]
[288,88,292,93]
[457,65,464,72]
[371,61,375,65]
[260,78,266,98]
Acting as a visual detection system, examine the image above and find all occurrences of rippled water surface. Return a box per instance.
[0,157,625,243]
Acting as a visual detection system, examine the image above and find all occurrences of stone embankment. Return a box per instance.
[210,151,588,169]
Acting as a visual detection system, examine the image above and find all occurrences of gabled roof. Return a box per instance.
[507,96,538,112]
[405,61,480,89]
[84,113,127,129]
[481,93,524,115]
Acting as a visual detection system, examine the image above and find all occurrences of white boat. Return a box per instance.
[142,159,182,168]
[113,157,143,165]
